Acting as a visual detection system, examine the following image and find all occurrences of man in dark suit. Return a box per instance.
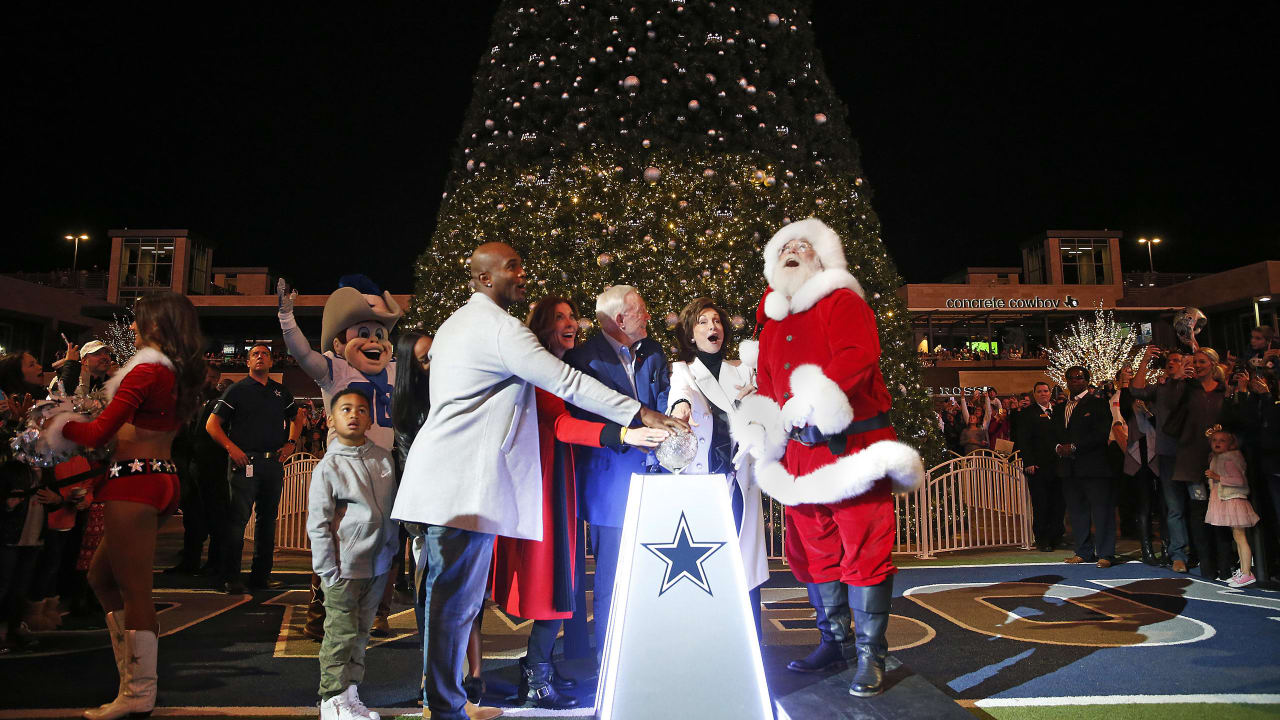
[1015,382,1065,552]
[1054,366,1118,568]
[564,284,670,662]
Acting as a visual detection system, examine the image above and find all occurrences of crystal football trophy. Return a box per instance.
[655,431,699,473]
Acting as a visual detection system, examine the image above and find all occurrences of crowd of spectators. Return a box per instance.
[934,325,1279,586]
[0,339,333,653]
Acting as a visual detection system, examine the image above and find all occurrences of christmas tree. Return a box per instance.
[408,0,945,464]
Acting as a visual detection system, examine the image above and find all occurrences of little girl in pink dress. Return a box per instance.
[1204,427,1259,588]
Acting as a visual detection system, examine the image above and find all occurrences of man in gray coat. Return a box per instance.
[391,242,686,720]
[1131,346,1193,572]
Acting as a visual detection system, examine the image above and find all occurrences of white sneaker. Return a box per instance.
[345,685,380,720]
[1227,571,1257,588]
[319,693,361,720]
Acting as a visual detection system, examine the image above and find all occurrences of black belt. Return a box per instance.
[245,451,282,461]
[789,412,892,455]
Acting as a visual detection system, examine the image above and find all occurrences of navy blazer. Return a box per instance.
[1054,393,1113,479]
[564,332,670,527]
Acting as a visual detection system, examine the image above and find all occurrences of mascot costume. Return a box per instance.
[278,275,402,639]
[730,218,924,698]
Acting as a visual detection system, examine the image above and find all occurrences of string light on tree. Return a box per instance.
[1046,304,1157,387]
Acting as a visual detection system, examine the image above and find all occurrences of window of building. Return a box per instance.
[118,237,175,306]
[1058,238,1112,285]
[1022,243,1045,284]
[188,245,210,295]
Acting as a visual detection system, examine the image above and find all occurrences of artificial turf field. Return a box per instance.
[3,524,1278,719]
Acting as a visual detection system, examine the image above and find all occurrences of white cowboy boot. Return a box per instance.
[84,611,127,718]
[84,629,157,720]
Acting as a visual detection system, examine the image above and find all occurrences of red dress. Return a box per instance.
[491,388,611,621]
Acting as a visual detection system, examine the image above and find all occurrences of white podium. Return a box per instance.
[595,473,773,720]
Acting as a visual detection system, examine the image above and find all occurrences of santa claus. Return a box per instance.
[731,217,924,697]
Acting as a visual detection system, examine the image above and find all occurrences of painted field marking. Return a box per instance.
[964,693,1280,707]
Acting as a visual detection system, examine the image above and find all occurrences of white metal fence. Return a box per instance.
[243,452,319,551]
[760,449,1031,560]
[249,449,1032,561]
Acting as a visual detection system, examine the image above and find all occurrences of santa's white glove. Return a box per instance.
[277,278,297,317]
[781,395,816,431]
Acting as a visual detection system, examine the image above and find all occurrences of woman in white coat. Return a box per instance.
[667,298,770,637]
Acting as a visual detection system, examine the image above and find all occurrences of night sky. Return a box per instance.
[11,3,1277,293]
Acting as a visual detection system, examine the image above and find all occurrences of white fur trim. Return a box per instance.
[764,269,865,321]
[763,218,847,286]
[738,339,759,369]
[752,440,925,506]
[788,364,854,434]
[41,403,90,454]
[729,393,787,463]
[102,347,174,404]
[764,291,790,321]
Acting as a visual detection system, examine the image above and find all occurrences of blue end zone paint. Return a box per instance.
[948,648,1036,692]
[892,562,1280,701]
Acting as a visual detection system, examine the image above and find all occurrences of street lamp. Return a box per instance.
[64,233,89,275]
[1137,236,1161,276]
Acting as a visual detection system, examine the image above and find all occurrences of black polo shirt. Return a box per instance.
[212,376,296,453]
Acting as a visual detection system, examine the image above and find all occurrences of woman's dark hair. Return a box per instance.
[392,331,431,438]
[525,296,579,353]
[0,351,41,397]
[132,293,206,421]
[674,297,732,363]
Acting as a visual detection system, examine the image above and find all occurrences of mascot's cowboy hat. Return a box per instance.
[321,275,403,351]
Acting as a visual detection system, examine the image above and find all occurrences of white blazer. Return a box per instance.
[668,358,770,590]
[392,293,640,540]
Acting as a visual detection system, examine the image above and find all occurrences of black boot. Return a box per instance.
[1140,540,1159,566]
[787,581,852,673]
[518,657,579,709]
[548,665,577,691]
[848,577,893,698]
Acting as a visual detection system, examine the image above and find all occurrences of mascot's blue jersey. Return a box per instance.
[318,354,396,451]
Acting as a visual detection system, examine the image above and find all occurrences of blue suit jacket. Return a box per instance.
[564,332,670,527]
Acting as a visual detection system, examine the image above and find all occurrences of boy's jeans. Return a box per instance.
[318,573,389,699]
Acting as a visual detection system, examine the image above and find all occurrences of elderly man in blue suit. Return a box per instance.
[564,284,671,662]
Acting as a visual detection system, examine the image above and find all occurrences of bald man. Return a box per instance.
[392,242,686,720]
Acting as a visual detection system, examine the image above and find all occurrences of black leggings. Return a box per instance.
[526,618,562,664]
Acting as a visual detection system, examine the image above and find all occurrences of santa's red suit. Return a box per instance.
[731,217,923,696]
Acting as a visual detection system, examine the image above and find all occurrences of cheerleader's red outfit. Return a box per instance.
[62,360,183,514]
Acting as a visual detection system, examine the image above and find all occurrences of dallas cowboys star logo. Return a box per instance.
[641,512,726,596]
[109,463,122,478]
[128,459,145,473]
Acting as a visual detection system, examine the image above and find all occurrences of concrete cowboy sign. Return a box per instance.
[944,295,1082,309]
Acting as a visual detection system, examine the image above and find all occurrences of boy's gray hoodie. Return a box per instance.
[307,438,398,585]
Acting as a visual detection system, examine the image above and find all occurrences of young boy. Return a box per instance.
[308,388,398,720]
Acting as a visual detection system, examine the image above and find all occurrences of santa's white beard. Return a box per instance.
[771,258,822,298]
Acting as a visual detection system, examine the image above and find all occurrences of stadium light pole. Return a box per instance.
[65,233,89,275]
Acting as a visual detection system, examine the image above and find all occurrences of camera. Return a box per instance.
[1147,348,1167,370]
